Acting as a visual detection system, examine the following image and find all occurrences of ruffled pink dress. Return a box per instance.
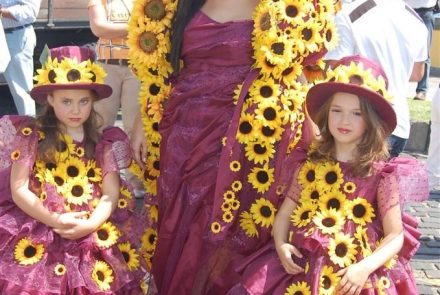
[0,115,146,294]
[228,150,429,295]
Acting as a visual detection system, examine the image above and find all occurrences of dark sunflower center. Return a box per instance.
[300,210,310,220]
[153,122,159,131]
[153,160,160,170]
[335,243,348,257]
[282,67,293,76]
[271,42,285,55]
[97,229,109,241]
[67,166,79,177]
[254,144,267,155]
[262,126,275,137]
[264,58,276,68]
[46,162,57,170]
[263,107,277,121]
[257,171,269,184]
[139,32,159,53]
[57,266,64,273]
[327,198,340,210]
[259,12,271,31]
[91,72,97,82]
[260,205,272,217]
[306,170,315,182]
[326,29,333,42]
[66,69,81,82]
[122,251,130,263]
[294,291,303,295]
[145,0,166,20]
[48,69,57,83]
[311,190,319,200]
[149,234,156,244]
[361,235,367,248]
[349,74,364,85]
[149,83,160,95]
[322,276,331,289]
[260,85,273,98]
[325,171,338,184]
[56,141,68,153]
[286,5,298,17]
[87,168,96,178]
[24,245,37,258]
[322,217,335,227]
[302,28,312,41]
[72,185,84,197]
[97,270,105,281]
[54,176,64,186]
[346,185,353,191]
[239,121,252,134]
[353,204,366,218]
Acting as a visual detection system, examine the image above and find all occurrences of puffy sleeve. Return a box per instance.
[277,147,308,202]
[376,156,429,220]
[0,115,39,170]
[95,127,132,176]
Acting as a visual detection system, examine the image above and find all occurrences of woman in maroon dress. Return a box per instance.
[129,0,338,293]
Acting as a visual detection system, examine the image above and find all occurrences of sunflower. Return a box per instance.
[118,242,140,271]
[54,263,67,276]
[55,59,93,84]
[47,162,68,187]
[328,233,357,267]
[223,190,236,202]
[284,281,311,295]
[297,160,317,187]
[343,181,356,194]
[141,227,157,252]
[295,21,324,54]
[34,57,59,85]
[321,19,339,50]
[313,208,345,235]
[14,237,45,265]
[239,211,259,238]
[229,161,242,172]
[250,198,276,228]
[318,190,347,213]
[253,48,277,78]
[118,198,129,209]
[354,225,372,257]
[249,77,281,101]
[248,165,275,193]
[222,211,234,223]
[276,62,304,87]
[315,162,344,192]
[291,202,318,228]
[211,221,222,234]
[230,199,240,211]
[255,99,285,129]
[86,60,106,83]
[253,2,276,39]
[277,0,315,24]
[64,177,93,206]
[280,85,306,117]
[39,191,48,202]
[120,186,133,200]
[236,113,259,144]
[377,276,391,289]
[244,141,275,165]
[91,260,114,291]
[384,255,398,270]
[319,265,340,295]
[149,205,159,222]
[231,180,243,192]
[64,157,87,178]
[95,222,120,249]
[259,31,293,68]
[347,197,375,226]
[21,127,32,136]
[299,182,322,203]
[86,160,102,182]
[222,136,227,146]
[11,149,20,161]
[74,146,85,158]
[258,123,284,144]
[141,279,149,294]
[221,201,232,212]
[144,118,162,144]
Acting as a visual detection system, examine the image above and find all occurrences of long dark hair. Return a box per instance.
[36,91,103,163]
[170,0,205,73]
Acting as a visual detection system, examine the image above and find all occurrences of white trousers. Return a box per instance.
[427,85,440,190]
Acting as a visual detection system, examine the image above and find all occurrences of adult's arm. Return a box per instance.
[88,0,128,39]
[0,0,41,23]
[409,61,425,82]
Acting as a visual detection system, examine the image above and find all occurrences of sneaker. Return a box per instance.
[413,92,426,101]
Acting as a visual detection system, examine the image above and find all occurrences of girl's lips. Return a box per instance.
[69,118,81,122]
[337,128,350,134]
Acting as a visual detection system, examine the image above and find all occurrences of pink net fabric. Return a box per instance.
[96,127,132,176]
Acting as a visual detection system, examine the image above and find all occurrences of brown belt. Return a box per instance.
[98,59,129,66]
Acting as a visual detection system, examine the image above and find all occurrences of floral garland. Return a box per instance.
[284,158,396,294]
[127,0,339,258]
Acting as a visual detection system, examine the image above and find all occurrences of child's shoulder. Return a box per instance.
[96,126,131,170]
[99,126,129,143]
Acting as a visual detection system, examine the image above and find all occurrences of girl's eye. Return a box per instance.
[62,100,71,105]
[330,109,341,113]
[353,111,362,116]
[80,99,90,105]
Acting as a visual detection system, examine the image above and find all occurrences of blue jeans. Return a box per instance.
[414,8,434,94]
[388,134,407,158]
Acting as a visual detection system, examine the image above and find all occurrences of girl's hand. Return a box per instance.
[53,213,97,240]
[336,263,370,295]
[53,211,89,229]
[275,243,304,274]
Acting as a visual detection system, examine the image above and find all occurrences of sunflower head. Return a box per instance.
[14,237,45,266]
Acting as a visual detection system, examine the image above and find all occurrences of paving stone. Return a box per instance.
[417,247,440,255]
[425,270,440,279]
[417,284,437,295]
[421,217,440,223]
[427,240,440,248]
[412,262,437,270]
[420,222,440,229]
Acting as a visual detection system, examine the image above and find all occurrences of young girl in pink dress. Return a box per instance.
[0,46,147,294]
[229,55,429,295]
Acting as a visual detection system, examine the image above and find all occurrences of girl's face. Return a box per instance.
[328,92,367,150]
[47,89,94,134]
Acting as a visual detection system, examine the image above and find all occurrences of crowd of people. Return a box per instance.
[0,0,437,294]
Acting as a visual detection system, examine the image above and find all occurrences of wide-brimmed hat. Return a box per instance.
[306,55,396,132]
[30,46,112,104]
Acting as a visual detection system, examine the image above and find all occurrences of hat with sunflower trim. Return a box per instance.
[30,46,112,104]
[306,55,396,132]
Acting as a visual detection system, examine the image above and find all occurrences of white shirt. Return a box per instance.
[325,0,428,139]
[405,0,437,9]
[0,0,41,29]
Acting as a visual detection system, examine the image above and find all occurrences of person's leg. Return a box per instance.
[120,66,141,136]
[388,134,407,158]
[414,10,434,99]
[427,86,440,190]
[3,27,36,116]
[93,63,122,129]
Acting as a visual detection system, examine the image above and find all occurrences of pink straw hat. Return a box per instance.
[306,55,397,132]
[30,46,112,104]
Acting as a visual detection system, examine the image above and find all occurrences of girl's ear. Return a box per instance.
[47,94,54,107]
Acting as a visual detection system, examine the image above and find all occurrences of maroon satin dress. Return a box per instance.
[152,11,255,295]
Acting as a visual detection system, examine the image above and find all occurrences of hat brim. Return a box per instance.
[30,83,113,104]
[306,82,397,132]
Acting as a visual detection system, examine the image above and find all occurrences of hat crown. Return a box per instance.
[49,46,96,62]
